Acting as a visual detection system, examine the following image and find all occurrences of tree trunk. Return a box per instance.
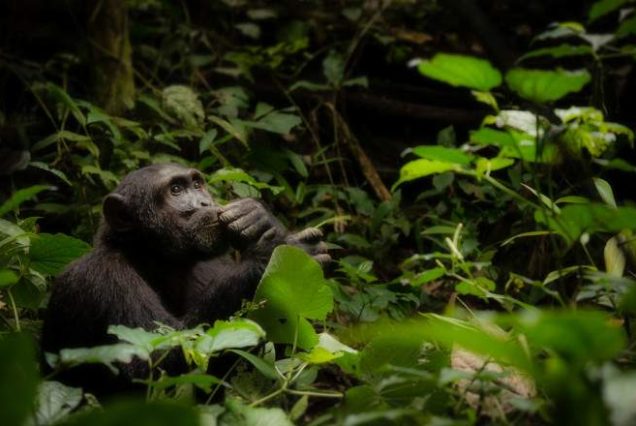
[87,0,135,115]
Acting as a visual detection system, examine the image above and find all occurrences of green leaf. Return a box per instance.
[323,50,345,86]
[410,267,445,287]
[520,44,593,60]
[505,68,591,103]
[394,159,461,189]
[209,115,249,147]
[199,129,218,154]
[539,204,636,243]
[589,0,630,22]
[197,319,265,354]
[593,177,617,208]
[0,269,19,288]
[58,344,149,374]
[0,185,51,217]
[0,333,38,426]
[208,167,283,195]
[475,157,515,175]
[417,53,502,91]
[250,246,333,350]
[148,373,223,393]
[229,349,279,380]
[162,85,205,129]
[33,381,83,426]
[224,399,294,426]
[30,233,91,276]
[29,162,73,186]
[512,310,625,363]
[351,315,531,372]
[108,325,164,353]
[410,146,473,165]
[617,14,636,37]
[299,332,358,364]
[58,400,199,426]
[604,236,626,277]
[34,82,86,126]
[244,111,302,134]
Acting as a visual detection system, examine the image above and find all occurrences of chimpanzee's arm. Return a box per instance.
[183,198,329,325]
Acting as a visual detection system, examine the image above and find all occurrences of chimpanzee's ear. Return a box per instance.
[103,193,132,231]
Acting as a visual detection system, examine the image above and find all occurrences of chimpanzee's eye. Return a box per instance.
[193,180,202,190]
[170,184,183,194]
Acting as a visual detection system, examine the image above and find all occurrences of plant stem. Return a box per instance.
[249,386,286,407]
[480,174,541,210]
[7,289,20,332]
[286,389,343,398]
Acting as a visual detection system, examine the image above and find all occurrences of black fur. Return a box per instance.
[41,163,329,395]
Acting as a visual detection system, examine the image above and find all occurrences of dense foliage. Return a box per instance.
[2,0,636,424]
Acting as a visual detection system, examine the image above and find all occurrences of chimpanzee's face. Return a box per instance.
[104,163,228,257]
[153,165,227,256]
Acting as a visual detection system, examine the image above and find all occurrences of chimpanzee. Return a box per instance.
[41,163,329,394]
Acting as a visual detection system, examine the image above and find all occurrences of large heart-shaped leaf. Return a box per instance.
[417,53,502,91]
[250,246,333,350]
[505,68,591,103]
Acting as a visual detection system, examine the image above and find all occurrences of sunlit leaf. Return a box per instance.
[223,399,294,426]
[58,344,149,374]
[394,159,461,189]
[197,319,265,354]
[505,68,591,103]
[250,246,333,350]
[417,53,502,91]
[593,177,617,208]
[604,236,626,277]
[410,146,473,165]
[33,381,82,426]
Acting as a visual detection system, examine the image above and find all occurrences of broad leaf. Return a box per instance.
[505,68,591,103]
[510,310,625,363]
[394,159,461,189]
[0,269,19,288]
[417,53,502,91]
[538,203,636,243]
[589,0,630,22]
[244,111,302,134]
[617,14,636,37]
[58,344,149,374]
[0,185,51,217]
[410,146,473,165]
[250,246,333,350]
[30,233,91,276]
[59,400,199,426]
[0,334,38,426]
[520,44,593,61]
[197,319,265,354]
[223,399,294,426]
[33,381,82,426]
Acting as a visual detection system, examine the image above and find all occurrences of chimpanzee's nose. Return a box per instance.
[200,199,211,207]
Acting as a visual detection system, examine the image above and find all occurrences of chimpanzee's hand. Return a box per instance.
[285,227,331,265]
[218,198,286,255]
[218,198,330,265]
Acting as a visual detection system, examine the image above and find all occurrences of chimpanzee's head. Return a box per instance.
[99,163,227,257]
